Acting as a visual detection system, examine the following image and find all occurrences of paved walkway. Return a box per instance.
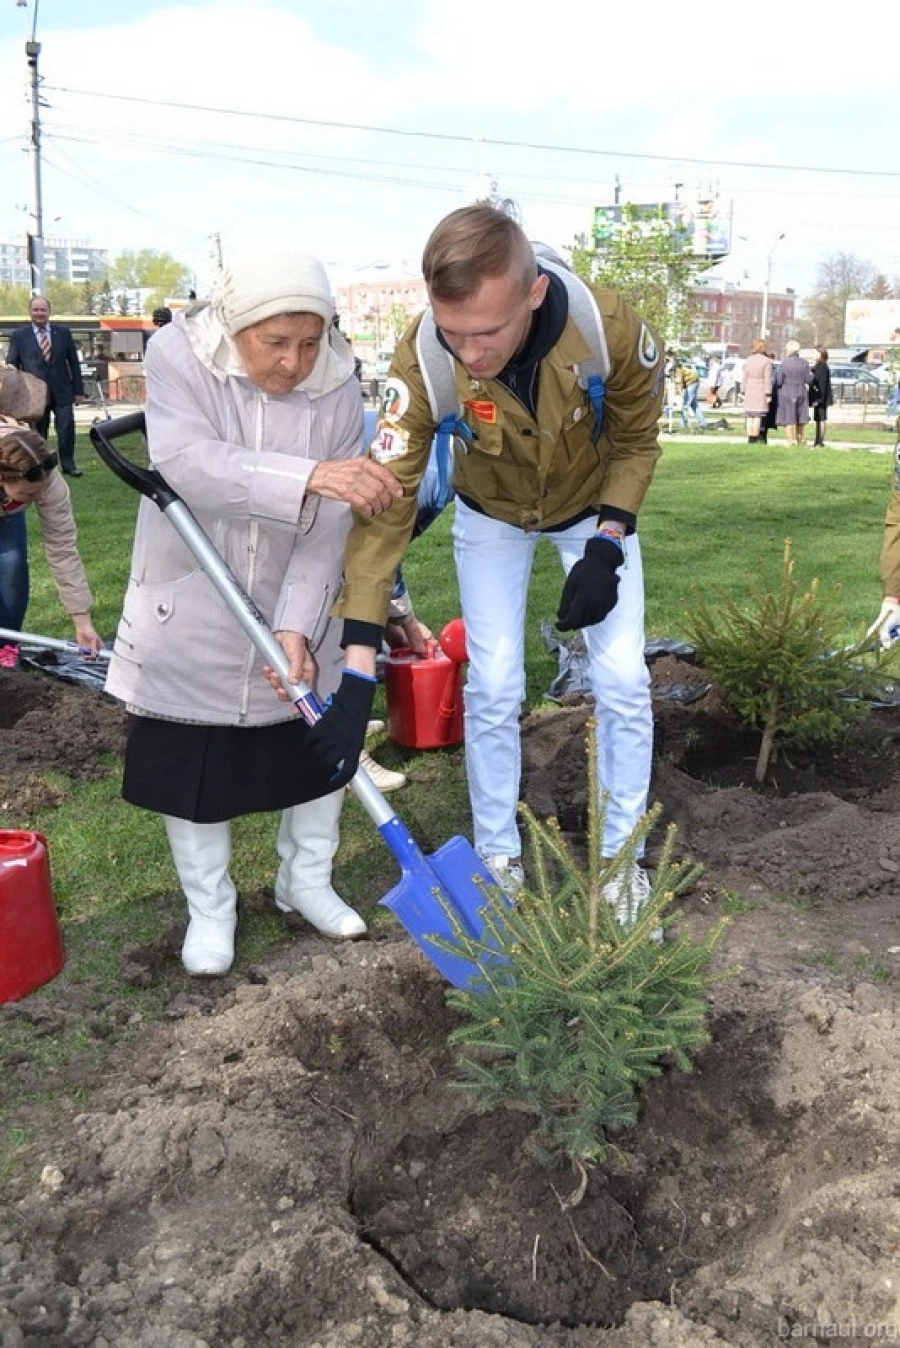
[77,406,896,455]
[661,430,895,453]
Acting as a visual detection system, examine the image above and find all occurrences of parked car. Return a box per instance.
[828,363,880,390]
[868,364,895,386]
[826,365,886,402]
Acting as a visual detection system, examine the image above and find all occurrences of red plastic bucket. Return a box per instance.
[385,642,465,749]
[0,830,65,1004]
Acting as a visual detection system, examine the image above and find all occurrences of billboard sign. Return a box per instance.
[844,299,900,346]
[592,198,731,260]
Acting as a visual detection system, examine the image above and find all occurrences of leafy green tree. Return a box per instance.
[80,281,96,316]
[97,278,115,316]
[108,250,191,313]
[45,280,84,315]
[388,302,408,345]
[570,205,714,347]
[0,284,30,315]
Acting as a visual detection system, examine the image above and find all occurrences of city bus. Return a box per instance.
[0,314,155,404]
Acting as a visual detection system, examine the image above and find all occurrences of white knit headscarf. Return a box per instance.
[214,252,334,335]
[183,250,354,397]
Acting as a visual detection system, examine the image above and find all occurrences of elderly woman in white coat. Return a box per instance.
[105,252,401,977]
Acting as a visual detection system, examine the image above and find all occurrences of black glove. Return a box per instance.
[556,536,624,631]
[305,670,377,788]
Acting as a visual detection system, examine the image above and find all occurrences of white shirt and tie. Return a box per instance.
[33,323,52,363]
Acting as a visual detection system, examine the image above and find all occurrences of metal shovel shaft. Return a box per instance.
[161,499,393,828]
[0,626,112,661]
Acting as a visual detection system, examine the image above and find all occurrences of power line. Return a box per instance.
[43,118,900,205]
[43,84,900,181]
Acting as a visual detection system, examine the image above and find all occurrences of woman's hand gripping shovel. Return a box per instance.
[90,412,500,990]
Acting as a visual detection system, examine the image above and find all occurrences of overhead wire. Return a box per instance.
[42,84,900,182]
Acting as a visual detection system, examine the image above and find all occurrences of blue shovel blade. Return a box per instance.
[377,820,510,990]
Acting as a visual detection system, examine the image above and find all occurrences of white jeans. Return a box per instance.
[452,499,653,860]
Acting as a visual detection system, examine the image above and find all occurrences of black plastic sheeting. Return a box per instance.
[17,626,900,713]
[541,621,900,709]
[18,646,110,693]
[541,622,710,705]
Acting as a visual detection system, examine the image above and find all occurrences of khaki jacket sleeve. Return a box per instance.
[593,288,663,516]
[337,322,438,626]
[881,491,900,598]
[32,471,93,615]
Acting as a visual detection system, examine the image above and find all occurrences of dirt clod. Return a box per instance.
[1,658,900,1347]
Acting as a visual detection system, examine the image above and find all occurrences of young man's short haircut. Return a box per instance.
[422,202,536,303]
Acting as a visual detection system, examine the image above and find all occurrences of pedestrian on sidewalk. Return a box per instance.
[742,340,773,443]
[810,349,833,446]
[775,340,813,446]
[670,354,707,432]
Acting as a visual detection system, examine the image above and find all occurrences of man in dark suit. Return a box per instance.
[5,296,87,476]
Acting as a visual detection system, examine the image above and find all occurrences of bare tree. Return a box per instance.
[800,251,878,346]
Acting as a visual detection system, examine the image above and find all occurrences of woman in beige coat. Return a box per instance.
[741,340,773,443]
[105,251,400,977]
[0,368,101,660]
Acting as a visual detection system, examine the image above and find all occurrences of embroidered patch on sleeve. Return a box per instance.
[463,399,498,424]
[637,324,660,369]
[370,421,410,464]
[380,379,410,423]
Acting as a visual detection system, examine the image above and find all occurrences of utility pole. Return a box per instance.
[761,233,786,342]
[25,1,44,295]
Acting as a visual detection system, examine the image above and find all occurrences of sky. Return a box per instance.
[0,0,898,304]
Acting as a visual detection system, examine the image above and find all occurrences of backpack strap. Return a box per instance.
[415,309,459,429]
[415,246,613,445]
[414,310,474,489]
[534,247,611,442]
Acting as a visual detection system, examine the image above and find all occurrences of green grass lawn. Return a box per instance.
[1,424,895,1172]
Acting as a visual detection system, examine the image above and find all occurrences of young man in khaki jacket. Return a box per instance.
[333,203,664,923]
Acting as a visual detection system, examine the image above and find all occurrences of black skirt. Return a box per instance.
[122,714,338,823]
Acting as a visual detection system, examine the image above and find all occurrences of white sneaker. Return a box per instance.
[482,854,525,898]
[359,748,407,792]
[602,864,662,943]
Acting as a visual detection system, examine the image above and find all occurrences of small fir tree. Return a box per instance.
[683,539,900,782]
[442,727,728,1167]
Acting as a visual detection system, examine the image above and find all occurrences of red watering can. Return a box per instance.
[0,830,65,1003]
[385,618,468,750]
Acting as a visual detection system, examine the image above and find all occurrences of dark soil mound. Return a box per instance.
[1,657,900,1347]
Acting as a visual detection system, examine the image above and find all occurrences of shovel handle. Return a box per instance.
[90,412,394,828]
[0,626,111,661]
[89,413,179,510]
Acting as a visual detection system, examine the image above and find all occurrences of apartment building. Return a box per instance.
[0,237,108,290]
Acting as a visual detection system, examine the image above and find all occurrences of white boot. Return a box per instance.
[274,791,366,939]
[164,815,237,976]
